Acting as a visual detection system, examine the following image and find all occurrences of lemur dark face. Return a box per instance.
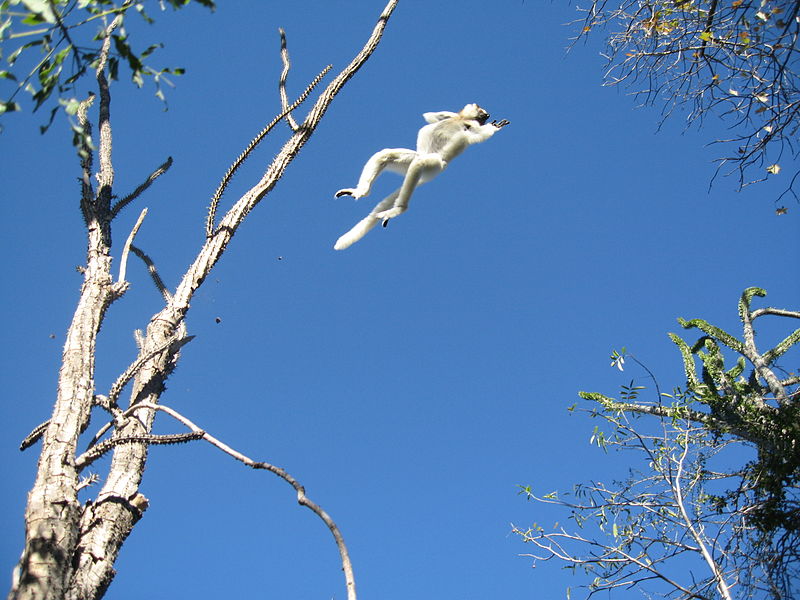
[461,103,490,125]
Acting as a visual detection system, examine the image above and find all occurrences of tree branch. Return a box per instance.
[130,245,171,301]
[205,63,331,237]
[117,208,147,283]
[278,28,301,132]
[66,5,399,599]
[10,12,127,600]
[107,401,360,600]
[111,157,173,218]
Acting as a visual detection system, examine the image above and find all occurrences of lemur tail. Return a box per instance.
[333,190,399,251]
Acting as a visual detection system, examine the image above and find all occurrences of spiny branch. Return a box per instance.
[76,94,95,225]
[195,0,397,266]
[106,335,195,410]
[94,12,124,213]
[130,245,171,301]
[204,63,332,238]
[81,335,195,450]
[20,335,195,452]
[19,421,50,451]
[111,157,173,218]
[75,431,206,469]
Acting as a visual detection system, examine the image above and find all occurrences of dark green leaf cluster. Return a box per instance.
[0,0,214,132]
[670,288,800,534]
[567,288,800,598]
[581,288,799,534]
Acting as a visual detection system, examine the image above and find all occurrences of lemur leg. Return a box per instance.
[374,154,445,225]
[335,149,416,199]
[333,191,400,250]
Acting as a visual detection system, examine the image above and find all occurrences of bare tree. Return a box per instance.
[515,419,740,600]
[6,2,399,600]
[575,1,800,207]
[515,288,800,599]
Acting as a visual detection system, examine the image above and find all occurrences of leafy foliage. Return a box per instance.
[670,288,800,533]
[516,416,747,600]
[583,288,799,535]
[576,1,800,207]
[517,289,799,599]
[0,0,214,131]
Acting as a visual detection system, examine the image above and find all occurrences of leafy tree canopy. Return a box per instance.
[0,0,214,131]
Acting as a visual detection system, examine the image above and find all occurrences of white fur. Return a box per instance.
[333,104,508,250]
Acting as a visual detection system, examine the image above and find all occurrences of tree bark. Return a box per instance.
[8,3,398,600]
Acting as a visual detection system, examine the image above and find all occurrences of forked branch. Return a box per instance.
[204,62,332,238]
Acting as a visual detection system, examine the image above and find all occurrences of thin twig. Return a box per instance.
[672,430,734,600]
[92,401,359,600]
[118,208,147,283]
[278,28,300,132]
[48,0,83,73]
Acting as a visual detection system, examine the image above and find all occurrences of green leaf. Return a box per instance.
[0,100,21,113]
[38,103,58,133]
[0,17,12,40]
[20,0,57,23]
[21,14,47,26]
[140,43,163,60]
[8,39,44,66]
[134,3,155,24]
[60,97,80,115]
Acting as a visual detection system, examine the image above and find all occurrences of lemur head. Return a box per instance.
[460,104,490,125]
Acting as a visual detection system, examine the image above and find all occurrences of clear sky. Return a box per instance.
[2,2,798,599]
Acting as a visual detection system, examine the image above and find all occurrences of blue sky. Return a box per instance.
[2,2,798,599]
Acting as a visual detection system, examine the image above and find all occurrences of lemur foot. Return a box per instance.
[375,207,405,227]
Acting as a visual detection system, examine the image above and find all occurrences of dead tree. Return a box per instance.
[8,2,399,600]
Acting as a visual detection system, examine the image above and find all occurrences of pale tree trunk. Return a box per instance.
[9,3,398,600]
